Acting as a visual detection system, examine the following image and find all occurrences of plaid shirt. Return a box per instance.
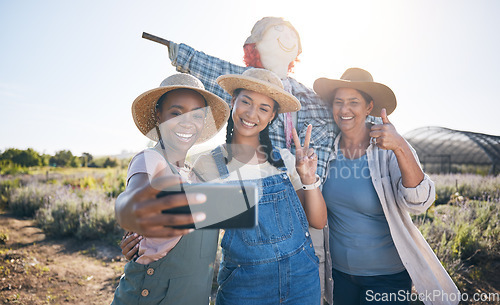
[172,43,339,182]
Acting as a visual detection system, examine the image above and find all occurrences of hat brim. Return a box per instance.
[132,85,230,143]
[313,78,397,117]
[216,74,301,113]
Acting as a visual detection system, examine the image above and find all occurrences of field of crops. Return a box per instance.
[0,169,499,303]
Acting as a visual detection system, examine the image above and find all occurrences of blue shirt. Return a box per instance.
[322,150,405,276]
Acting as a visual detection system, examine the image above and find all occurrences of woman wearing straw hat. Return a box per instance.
[112,73,229,305]
[313,68,459,305]
[193,68,326,305]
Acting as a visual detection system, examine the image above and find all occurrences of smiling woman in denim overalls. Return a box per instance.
[194,68,327,305]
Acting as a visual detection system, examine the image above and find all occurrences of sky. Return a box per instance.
[1,0,499,157]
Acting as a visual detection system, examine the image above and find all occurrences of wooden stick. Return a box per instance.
[142,32,170,47]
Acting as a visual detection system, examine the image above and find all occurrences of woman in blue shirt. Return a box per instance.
[313,68,459,305]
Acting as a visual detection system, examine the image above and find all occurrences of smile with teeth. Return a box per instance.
[341,116,354,120]
[241,119,258,128]
[175,132,195,141]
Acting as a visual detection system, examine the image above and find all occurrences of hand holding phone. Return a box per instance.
[157,182,259,229]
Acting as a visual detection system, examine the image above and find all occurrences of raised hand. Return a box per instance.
[369,108,405,152]
[292,124,318,185]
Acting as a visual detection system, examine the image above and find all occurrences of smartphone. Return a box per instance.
[157,182,259,229]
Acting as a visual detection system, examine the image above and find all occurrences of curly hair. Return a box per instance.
[242,43,299,74]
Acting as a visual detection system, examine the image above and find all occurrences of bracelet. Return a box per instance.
[302,174,321,190]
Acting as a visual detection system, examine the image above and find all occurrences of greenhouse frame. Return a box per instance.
[405,126,500,175]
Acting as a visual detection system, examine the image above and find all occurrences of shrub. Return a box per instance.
[0,160,30,175]
[0,231,8,244]
[0,177,21,207]
[35,188,121,239]
[76,192,119,239]
[414,198,500,291]
[8,182,58,217]
[431,174,500,205]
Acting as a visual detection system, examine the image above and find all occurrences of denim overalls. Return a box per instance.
[212,146,321,305]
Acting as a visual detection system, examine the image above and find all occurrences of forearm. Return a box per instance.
[114,174,150,232]
[170,42,246,103]
[393,140,424,188]
[297,189,327,229]
[115,191,134,231]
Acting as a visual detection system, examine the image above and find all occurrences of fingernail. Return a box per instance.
[195,194,207,203]
[195,212,206,222]
[133,233,138,237]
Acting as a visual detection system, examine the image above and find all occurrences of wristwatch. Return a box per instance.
[302,174,321,190]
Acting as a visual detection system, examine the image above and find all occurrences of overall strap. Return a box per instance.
[210,146,230,179]
[210,146,250,210]
[271,147,288,172]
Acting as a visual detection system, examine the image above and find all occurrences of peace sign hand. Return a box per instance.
[292,124,318,185]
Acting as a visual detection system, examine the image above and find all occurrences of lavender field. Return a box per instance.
[0,170,499,303]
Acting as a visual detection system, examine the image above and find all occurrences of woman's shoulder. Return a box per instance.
[127,148,170,184]
[192,146,225,181]
[193,153,216,168]
[276,148,297,173]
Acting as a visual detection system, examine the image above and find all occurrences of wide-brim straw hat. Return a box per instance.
[313,68,397,117]
[216,68,301,113]
[132,73,230,143]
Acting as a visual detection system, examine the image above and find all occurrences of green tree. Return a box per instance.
[41,154,51,166]
[0,148,42,167]
[50,150,78,167]
[103,157,118,168]
[80,152,93,167]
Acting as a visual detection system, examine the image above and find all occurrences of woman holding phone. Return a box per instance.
[112,73,230,305]
[193,68,327,305]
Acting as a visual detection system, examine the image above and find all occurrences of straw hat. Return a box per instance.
[245,17,302,56]
[216,68,301,113]
[313,68,397,117]
[132,73,230,143]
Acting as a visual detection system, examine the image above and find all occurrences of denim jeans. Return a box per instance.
[217,245,320,305]
[332,268,412,305]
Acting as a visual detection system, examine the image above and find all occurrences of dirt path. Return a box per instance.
[0,211,126,304]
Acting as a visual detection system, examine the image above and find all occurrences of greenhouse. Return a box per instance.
[404,126,500,175]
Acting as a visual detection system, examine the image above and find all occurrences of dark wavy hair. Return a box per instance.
[225,89,285,169]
